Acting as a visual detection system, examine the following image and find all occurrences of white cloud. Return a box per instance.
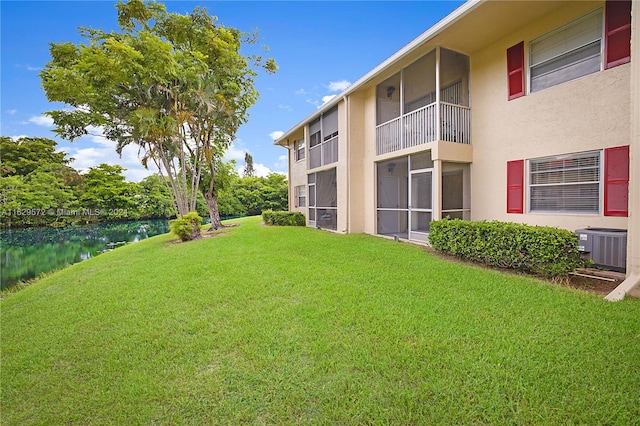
[320,95,337,107]
[28,115,54,127]
[85,125,114,147]
[9,135,29,141]
[278,104,293,112]
[6,109,17,115]
[223,141,247,162]
[66,135,155,182]
[274,154,288,171]
[305,98,320,108]
[327,80,351,92]
[269,130,284,141]
[254,163,276,177]
[234,162,284,178]
[295,88,308,95]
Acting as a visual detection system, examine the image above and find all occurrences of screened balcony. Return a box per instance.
[308,107,339,169]
[376,47,471,156]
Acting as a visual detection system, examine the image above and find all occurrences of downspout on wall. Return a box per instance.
[605,1,640,301]
[343,95,350,234]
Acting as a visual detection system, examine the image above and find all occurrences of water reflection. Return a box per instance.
[0,220,168,289]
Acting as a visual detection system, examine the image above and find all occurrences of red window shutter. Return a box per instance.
[605,0,631,69]
[507,160,524,214]
[293,140,298,161]
[507,42,525,100]
[604,145,629,216]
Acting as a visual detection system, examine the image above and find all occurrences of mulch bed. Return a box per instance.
[425,246,625,296]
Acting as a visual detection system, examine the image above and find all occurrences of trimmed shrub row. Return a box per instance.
[262,210,306,227]
[428,218,585,277]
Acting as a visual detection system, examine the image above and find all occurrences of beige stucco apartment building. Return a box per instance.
[276,0,639,300]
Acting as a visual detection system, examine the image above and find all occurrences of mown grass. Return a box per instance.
[2,216,639,424]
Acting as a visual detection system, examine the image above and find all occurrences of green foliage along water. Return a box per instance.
[1,137,288,228]
[0,220,168,289]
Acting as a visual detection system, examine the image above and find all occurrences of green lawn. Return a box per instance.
[2,216,639,424]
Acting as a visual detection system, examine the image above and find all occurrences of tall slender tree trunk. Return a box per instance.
[205,191,223,230]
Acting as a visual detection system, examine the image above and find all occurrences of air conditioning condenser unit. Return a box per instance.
[576,228,627,273]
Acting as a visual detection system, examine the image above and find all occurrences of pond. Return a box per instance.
[0,220,169,290]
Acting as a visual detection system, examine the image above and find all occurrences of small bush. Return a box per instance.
[169,212,202,241]
[262,210,305,226]
[428,218,584,277]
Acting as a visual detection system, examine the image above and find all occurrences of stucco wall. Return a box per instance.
[361,86,379,236]
[286,129,307,215]
[336,100,348,233]
[470,1,630,231]
[345,92,367,234]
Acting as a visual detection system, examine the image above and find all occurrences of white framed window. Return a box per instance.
[295,138,305,162]
[530,9,603,93]
[528,151,601,213]
[295,185,306,208]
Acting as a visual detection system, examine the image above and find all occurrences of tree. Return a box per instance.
[243,152,255,177]
[80,164,137,220]
[137,174,174,219]
[40,0,276,238]
[0,136,72,177]
[261,173,288,211]
[0,136,80,227]
[218,172,289,217]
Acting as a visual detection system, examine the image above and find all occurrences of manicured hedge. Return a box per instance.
[262,210,306,226]
[428,218,584,277]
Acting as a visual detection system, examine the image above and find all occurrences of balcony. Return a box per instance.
[309,135,338,169]
[376,102,470,155]
[375,47,471,156]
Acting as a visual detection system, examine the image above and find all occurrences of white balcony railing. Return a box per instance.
[376,102,470,156]
[309,135,338,169]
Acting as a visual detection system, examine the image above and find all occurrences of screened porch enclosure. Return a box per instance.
[376,153,434,242]
[308,168,337,230]
[376,152,470,242]
[308,108,339,169]
[376,47,471,155]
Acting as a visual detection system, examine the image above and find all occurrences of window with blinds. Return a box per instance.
[309,119,321,148]
[530,9,603,93]
[322,107,339,141]
[295,185,306,207]
[529,151,600,213]
[295,138,305,161]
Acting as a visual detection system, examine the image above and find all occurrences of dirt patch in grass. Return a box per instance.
[167,223,239,245]
[424,246,624,297]
[560,274,620,295]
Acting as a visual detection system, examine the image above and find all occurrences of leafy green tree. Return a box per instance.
[0,136,80,227]
[137,174,174,219]
[220,172,288,217]
[40,0,276,237]
[261,173,288,212]
[215,163,246,217]
[0,136,71,177]
[0,176,27,227]
[80,164,137,220]
[25,171,77,224]
[0,171,78,227]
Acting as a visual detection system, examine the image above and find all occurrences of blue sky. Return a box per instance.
[1,0,464,181]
